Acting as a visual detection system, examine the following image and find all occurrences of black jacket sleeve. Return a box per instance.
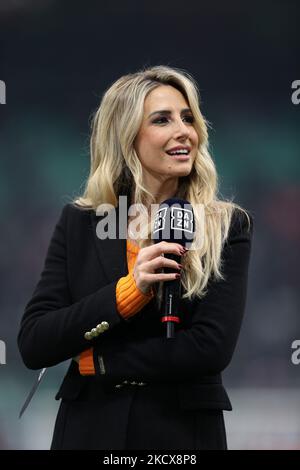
[18,204,123,370]
[93,211,254,383]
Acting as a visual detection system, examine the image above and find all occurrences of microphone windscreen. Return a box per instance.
[152,198,195,248]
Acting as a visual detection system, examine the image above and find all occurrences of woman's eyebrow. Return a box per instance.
[148,108,192,119]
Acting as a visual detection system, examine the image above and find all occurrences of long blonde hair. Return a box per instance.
[73,65,251,300]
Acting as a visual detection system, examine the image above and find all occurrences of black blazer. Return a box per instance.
[18,203,253,450]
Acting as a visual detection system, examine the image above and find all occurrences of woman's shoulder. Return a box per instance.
[62,202,94,218]
[228,208,254,240]
[55,202,95,233]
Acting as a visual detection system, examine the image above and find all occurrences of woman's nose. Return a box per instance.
[173,118,190,137]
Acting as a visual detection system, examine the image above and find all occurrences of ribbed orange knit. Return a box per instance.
[116,240,154,319]
[78,347,95,375]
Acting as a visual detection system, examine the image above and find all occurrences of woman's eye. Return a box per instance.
[153,117,168,124]
[153,115,194,125]
[183,115,195,123]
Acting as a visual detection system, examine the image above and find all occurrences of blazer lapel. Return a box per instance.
[90,204,128,283]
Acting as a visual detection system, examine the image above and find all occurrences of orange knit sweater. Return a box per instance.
[79,239,154,375]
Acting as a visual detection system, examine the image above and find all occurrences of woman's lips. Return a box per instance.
[165,152,190,161]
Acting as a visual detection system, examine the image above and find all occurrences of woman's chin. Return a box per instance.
[166,164,193,177]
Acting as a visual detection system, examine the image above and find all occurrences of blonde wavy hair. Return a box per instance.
[73,65,251,301]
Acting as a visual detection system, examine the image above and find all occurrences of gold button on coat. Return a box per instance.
[96,324,104,334]
[101,321,109,331]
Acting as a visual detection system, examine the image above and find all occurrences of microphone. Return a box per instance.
[152,198,195,338]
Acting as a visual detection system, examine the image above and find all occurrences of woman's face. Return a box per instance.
[134,85,199,185]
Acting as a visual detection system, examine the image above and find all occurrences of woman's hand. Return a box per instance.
[133,241,186,295]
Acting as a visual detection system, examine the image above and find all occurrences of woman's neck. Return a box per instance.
[143,172,179,204]
[127,177,180,244]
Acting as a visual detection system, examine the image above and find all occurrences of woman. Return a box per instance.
[18,65,253,450]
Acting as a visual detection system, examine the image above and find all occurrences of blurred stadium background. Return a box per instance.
[0,0,299,449]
